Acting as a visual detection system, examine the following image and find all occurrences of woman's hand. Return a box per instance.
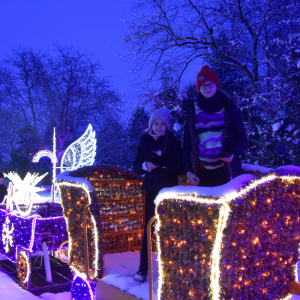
[147,162,159,170]
[218,154,234,163]
[186,171,200,186]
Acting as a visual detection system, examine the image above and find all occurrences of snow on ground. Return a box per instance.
[0,251,157,300]
[36,185,61,203]
[0,252,300,299]
[102,251,158,300]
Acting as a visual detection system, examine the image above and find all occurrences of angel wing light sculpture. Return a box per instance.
[60,124,97,172]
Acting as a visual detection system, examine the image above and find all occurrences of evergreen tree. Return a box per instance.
[127,106,149,168]
[95,115,130,168]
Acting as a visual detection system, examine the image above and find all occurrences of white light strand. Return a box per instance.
[29,219,37,252]
[52,128,57,202]
[91,215,99,279]
[211,203,230,300]
[2,216,14,253]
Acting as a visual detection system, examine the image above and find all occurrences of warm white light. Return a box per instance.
[57,181,98,278]
[211,203,230,300]
[19,251,30,283]
[4,172,48,216]
[2,216,14,253]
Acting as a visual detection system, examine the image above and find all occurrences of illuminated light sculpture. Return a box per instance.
[57,165,145,300]
[32,150,58,164]
[2,216,14,253]
[153,166,300,300]
[0,204,68,292]
[0,207,67,263]
[60,124,97,172]
[3,172,48,216]
[32,125,97,201]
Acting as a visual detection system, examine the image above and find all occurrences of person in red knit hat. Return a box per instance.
[182,65,247,187]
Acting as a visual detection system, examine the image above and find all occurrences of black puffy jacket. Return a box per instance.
[134,131,183,190]
[183,92,247,181]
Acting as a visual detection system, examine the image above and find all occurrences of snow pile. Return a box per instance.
[0,270,39,300]
[155,174,254,203]
[273,121,282,132]
[277,165,300,173]
[242,163,273,173]
[40,292,70,300]
[102,251,158,300]
[56,171,94,192]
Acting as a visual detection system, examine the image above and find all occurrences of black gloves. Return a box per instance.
[219,150,235,158]
[150,149,166,167]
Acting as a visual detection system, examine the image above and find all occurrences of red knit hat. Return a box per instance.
[196,65,220,92]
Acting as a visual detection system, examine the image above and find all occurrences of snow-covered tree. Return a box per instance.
[124,0,300,167]
[127,106,149,168]
[0,46,122,170]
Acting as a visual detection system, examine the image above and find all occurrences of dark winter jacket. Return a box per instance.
[134,131,183,190]
[0,184,7,202]
[183,91,247,181]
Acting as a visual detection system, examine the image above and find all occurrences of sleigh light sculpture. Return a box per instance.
[0,172,70,293]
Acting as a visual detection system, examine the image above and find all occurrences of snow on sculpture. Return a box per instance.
[60,124,97,172]
[3,172,48,216]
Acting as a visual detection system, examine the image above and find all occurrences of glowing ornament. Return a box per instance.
[60,124,96,172]
[3,172,48,216]
[2,216,14,253]
[32,150,58,164]
[17,251,30,283]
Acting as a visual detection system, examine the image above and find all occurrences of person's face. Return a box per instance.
[200,81,217,98]
[0,178,4,184]
[152,118,167,135]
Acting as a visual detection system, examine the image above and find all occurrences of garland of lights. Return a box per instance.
[154,170,300,300]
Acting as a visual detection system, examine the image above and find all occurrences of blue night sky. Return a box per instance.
[0,0,199,119]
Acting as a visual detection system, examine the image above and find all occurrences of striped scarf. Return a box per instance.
[194,100,225,169]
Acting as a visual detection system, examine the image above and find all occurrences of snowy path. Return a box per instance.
[0,251,157,300]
